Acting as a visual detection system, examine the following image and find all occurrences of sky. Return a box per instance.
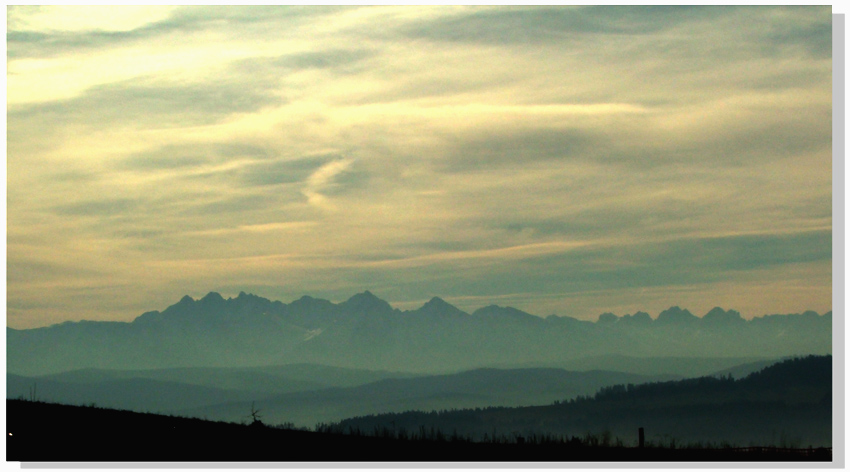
[6,6,834,329]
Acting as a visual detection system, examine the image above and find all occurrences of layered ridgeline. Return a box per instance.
[331,356,833,448]
[7,366,679,428]
[8,291,831,375]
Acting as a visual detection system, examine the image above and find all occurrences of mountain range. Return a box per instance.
[7,291,831,376]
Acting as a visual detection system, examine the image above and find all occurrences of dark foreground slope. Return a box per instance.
[6,400,830,462]
[333,356,833,448]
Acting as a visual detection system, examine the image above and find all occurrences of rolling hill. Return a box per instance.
[331,356,833,448]
[177,368,680,427]
[9,364,678,428]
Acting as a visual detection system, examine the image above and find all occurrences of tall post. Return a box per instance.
[638,427,645,448]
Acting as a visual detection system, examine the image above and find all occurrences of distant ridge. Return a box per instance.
[7,291,831,376]
[65,290,833,328]
[120,290,831,327]
[331,355,832,448]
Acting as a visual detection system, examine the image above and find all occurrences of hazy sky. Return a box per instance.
[6,6,833,328]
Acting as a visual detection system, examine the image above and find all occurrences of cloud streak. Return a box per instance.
[302,158,356,209]
[6,6,832,328]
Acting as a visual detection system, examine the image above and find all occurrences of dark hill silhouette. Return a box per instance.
[11,359,789,431]
[177,368,679,427]
[7,291,832,376]
[7,373,258,412]
[6,399,831,462]
[6,363,415,416]
[332,356,832,448]
[707,358,790,379]
[10,356,795,424]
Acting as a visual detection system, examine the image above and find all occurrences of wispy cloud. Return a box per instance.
[302,158,356,209]
[6,6,832,328]
[7,5,179,34]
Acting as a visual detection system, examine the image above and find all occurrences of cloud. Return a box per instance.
[193,221,318,236]
[401,6,696,44]
[238,155,337,187]
[302,158,356,209]
[272,48,375,72]
[51,198,142,217]
[9,70,287,130]
[6,6,355,58]
[119,143,273,173]
[5,6,833,327]
[7,5,178,34]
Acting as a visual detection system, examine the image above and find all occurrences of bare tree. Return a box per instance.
[248,401,264,427]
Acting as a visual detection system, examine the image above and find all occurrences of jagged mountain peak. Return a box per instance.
[472,305,540,323]
[291,294,327,306]
[656,306,697,324]
[472,304,500,315]
[624,311,652,323]
[597,311,653,325]
[426,296,447,305]
[341,290,393,313]
[200,292,225,303]
[422,296,461,311]
[415,296,468,318]
[8,288,834,376]
[345,290,380,303]
[232,291,271,303]
[703,307,744,324]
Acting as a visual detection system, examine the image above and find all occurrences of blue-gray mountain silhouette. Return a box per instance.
[6,358,776,428]
[340,290,395,315]
[702,307,745,325]
[7,291,831,376]
[655,306,698,325]
[618,311,653,326]
[417,297,468,320]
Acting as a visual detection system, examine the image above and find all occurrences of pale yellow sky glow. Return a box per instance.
[6,5,833,328]
[7,6,178,33]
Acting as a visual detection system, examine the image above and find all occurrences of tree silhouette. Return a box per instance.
[248,402,264,427]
